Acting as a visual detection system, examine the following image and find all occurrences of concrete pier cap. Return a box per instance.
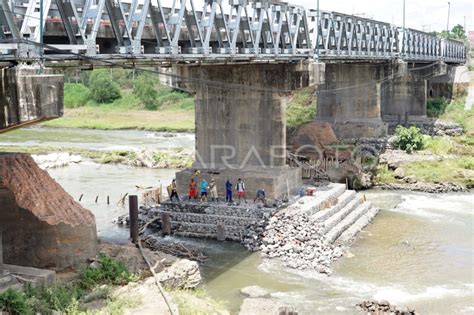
[174,61,325,199]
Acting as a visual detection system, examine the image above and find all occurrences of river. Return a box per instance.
[1,127,473,314]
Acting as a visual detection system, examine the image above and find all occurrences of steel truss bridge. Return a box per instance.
[0,0,467,64]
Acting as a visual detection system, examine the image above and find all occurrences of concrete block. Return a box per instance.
[4,264,56,286]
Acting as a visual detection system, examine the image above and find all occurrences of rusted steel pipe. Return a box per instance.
[129,195,139,244]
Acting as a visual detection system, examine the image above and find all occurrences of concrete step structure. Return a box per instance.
[311,190,357,222]
[325,202,373,244]
[322,196,364,234]
[337,207,380,243]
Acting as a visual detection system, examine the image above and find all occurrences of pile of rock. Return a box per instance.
[421,120,464,137]
[356,300,417,315]
[377,181,466,193]
[32,152,82,169]
[257,211,342,275]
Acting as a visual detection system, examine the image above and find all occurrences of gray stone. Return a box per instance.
[394,167,405,179]
[239,286,270,298]
[239,298,297,315]
[157,259,201,289]
[404,175,417,184]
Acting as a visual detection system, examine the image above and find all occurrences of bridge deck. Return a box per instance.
[0,0,466,64]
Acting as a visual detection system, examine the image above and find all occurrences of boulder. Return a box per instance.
[157,259,201,289]
[239,286,270,298]
[404,175,417,184]
[394,167,405,179]
[239,298,297,315]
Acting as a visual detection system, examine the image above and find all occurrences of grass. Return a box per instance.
[286,86,317,128]
[169,289,228,315]
[403,157,474,187]
[0,254,141,315]
[43,106,194,132]
[440,96,473,135]
[375,165,396,185]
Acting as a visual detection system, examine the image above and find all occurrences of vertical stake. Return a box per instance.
[129,195,139,244]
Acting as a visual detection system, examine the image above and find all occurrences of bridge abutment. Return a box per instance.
[175,62,323,199]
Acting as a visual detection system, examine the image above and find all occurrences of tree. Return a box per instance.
[133,75,158,110]
[88,70,121,103]
[451,24,466,40]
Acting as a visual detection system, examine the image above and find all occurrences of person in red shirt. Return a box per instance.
[188,178,197,200]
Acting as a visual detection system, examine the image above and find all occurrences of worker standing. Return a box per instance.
[169,179,180,202]
[209,179,218,202]
[225,178,233,203]
[188,178,197,200]
[235,178,247,203]
[200,178,209,202]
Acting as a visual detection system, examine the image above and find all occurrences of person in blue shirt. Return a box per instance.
[200,179,209,202]
[225,178,233,203]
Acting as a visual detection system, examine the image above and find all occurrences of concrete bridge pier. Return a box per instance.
[316,61,447,139]
[382,61,447,125]
[175,62,324,199]
[0,66,64,132]
[315,62,393,139]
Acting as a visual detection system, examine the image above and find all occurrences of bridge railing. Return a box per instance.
[0,0,466,63]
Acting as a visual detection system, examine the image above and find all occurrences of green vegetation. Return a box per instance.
[169,289,228,315]
[286,87,316,128]
[432,24,466,40]
[0,254,141,315]
[403,157,474,187]
[392,126,425,153]
[64,83,90,108]
[440,96,473,135]
[89,70,122,103]
[79,254,139,289]
[51,68,195,131]
[133,75,159,110]
[377,93,474,187]
[427,97,450,117]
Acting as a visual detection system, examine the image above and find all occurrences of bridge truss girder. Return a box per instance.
[0,0,466,63]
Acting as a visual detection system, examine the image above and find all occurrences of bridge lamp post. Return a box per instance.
[446,2,451,34]
[316,0,320,61]
[39,0,44,72]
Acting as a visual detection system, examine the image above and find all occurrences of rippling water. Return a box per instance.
[4,127,473,314]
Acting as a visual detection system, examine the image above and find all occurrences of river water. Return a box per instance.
[2,127,473,314]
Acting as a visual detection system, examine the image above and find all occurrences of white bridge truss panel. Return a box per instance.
[0,0,466,63]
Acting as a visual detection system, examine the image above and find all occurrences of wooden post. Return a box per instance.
[161,212,172,236]
[79,194,83,202]
[95,196,99,203]
[129,195,139,244]
[107,196,110,205]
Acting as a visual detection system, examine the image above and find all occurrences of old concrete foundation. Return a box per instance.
[0,65,64,131]
[0,153,97,271]
[175,62,323,199]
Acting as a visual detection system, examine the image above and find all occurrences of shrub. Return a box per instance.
[0,289,30,315]
[287,87,316,128]
[89,70,121,103]
[133,76,159,110]
[79,253,136,289]
[427,97,449,117]
[64,83,90,108]
[393,126,425,153]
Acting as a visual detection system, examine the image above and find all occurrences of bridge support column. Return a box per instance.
[0,66,64,132]
[315,63,391,139]
[175,63,322,199]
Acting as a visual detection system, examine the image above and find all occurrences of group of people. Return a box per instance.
[168,172,266,204]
